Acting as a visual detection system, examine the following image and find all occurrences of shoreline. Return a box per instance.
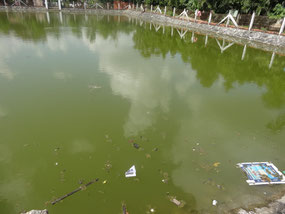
[233,189,285,214]
[0,6,285,55]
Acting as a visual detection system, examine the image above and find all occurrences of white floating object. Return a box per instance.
[125,165,136,177]
[55,162,58,166]
[88,85,101,89]
[212,200,217,206]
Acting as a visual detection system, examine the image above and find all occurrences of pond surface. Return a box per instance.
[0,11,285,214]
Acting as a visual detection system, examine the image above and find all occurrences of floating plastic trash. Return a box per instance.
[212,200,218,206]
[237,162,285,185]
[125,165,136,178]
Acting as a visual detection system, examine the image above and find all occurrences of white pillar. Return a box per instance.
[248,12,255,31]
[45,0,48,9]
[73,1,74,8]
[58,0,61,10]
[173,7,175,16]
[279,17,285,35]
[4,0,7,7]
[151,5,153,12]
[118,3,120,10]
[241,44,247,60]
[164,6,166,15]
[208,12,212,25]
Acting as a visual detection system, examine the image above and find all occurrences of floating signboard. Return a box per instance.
[237,162,285,185]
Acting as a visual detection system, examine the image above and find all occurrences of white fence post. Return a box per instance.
[118,2,120,10]
[208,12,212,25]
[248,12,255,31]
[45,0,48,9]
[164,6,166,15]
[151,5,153,12]
[194,9,198,22]
[58,0,61,10]
[279,17,285,35]
[173,7,175,16]
[226,12,230,27]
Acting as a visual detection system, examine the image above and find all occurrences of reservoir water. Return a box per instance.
[0,11,285,214]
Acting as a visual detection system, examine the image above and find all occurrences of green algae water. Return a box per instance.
[0,11,285,214]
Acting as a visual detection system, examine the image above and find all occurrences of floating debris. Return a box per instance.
[168,196,185,208]
[103,180,107,184]
[122,203,128,214]
[51,179,99,205]
[133,143,140,149]
[237,162,285,185]
[55,162,59,166]
[78,179,84,185]
[128,139,134,143]
[145,153,151,159]
[21,210,48,214]
[88,85,101,89]
[213,162,221,167]
[104,161,112,172]
[152,148,158,152]
[212,199,218,206]
[125,165,136,178]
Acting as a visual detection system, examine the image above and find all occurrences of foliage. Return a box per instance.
[110,0,285,15]
[269,4,285,18]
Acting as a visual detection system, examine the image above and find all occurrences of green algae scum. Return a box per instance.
[0,12,285,214]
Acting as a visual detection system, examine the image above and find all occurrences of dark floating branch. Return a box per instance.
[51,178,99,205]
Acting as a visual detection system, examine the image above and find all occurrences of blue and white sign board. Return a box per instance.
[125,165,136,178]
[237,162,285,185]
